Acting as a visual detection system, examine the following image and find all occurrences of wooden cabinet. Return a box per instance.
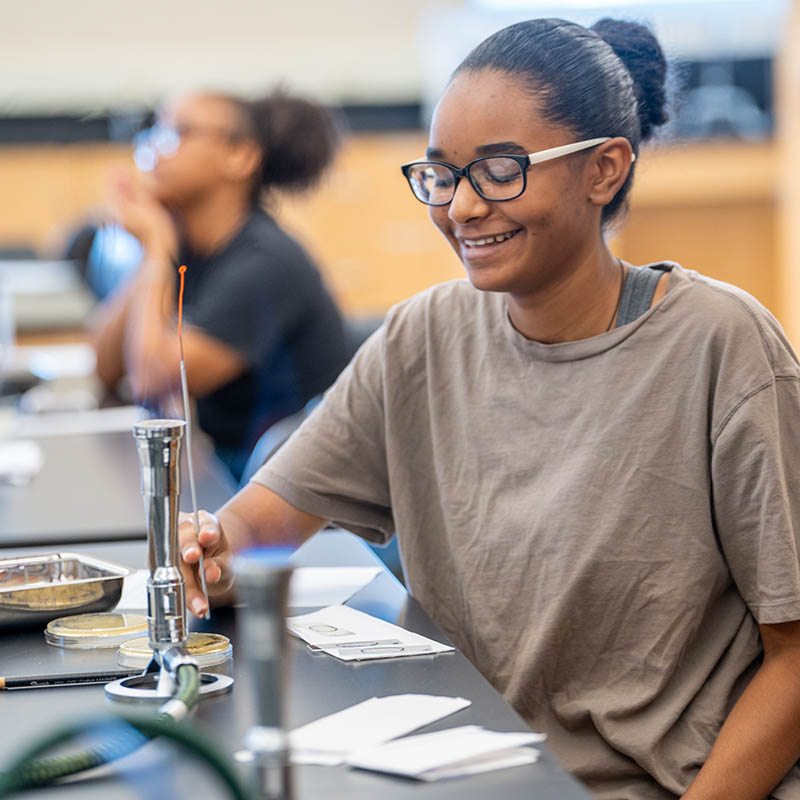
[0,133,788,334]
[613,141,778,317]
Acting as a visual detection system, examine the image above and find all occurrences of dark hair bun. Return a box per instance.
[251,90,343,192]
[590,18,668,141]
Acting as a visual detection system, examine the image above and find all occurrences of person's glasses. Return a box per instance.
[401,137,618,206]
[133,124,181,171]
[133,123,247,171]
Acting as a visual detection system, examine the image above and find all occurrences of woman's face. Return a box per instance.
[148,94,249,209]
[427,69,601,297]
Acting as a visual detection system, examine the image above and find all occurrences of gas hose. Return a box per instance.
[0,664,246,799]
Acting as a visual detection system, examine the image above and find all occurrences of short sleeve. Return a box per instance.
[250,325,393,544]
[712,376,800,623]
[183,250,299,367]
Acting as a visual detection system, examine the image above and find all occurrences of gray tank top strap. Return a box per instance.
[615,265,663,328]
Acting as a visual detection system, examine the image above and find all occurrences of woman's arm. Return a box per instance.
[89,174,246,402]
[117,248,247,401]
[682,620,800,800]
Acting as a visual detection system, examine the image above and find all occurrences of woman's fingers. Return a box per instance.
[179,550,206,617]
[204,558,223,585]
[178,510,227,617]
[178,510,221,561]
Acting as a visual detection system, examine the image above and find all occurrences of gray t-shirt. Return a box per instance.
[253,264,800,799]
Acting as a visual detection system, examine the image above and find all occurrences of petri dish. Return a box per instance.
[118,632,233,669]
[45,612,148,649]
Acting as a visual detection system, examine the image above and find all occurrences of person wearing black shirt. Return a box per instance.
[90,89,350,480]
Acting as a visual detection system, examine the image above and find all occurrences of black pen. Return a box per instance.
[0,670,140,690]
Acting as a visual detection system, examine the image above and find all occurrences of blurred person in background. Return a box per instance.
[178,17,800,800]
[89,89,351,481]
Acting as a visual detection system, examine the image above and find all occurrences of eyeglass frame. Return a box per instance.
[400,136,634,206]
[133,121,252,171]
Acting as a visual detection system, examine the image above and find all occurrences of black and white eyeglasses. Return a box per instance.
[401,137,632,206]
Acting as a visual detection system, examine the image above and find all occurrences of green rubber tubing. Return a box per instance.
[0,665,248,800]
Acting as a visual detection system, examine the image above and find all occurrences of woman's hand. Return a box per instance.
[178,509,234,617]
[177,485,328,617]
[109,171,178,265]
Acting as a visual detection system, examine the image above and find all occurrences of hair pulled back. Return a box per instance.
[228,89,343,205]
[454,17,668,224]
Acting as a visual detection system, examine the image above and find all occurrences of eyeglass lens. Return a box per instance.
[133,125,181,172]
[407,157,524,205]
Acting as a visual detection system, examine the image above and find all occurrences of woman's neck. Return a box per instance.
[506,246,625,344]
[179,188,253,257]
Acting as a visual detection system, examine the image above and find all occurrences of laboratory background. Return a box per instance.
[1,0,795,339]
[1,2,799,799]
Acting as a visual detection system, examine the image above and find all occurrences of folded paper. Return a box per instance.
[346,724,546,781]
[289,694,471,765]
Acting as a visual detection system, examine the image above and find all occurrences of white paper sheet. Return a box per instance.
[10,344,97,380]
[116,569,149,611]
[289,695,471,765]
[288,566,381,607]
[346,725,545,781]
[116,567,383,613]
[0,439,44,486]
[287,605,454,661]
[0,260,80,294]
[12,405,146,438]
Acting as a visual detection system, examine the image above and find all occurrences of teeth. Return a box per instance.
[464,230,518,247]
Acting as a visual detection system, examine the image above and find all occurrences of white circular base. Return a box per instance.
[104,672,234,702]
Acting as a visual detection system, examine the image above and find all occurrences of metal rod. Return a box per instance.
[180,359,211,619]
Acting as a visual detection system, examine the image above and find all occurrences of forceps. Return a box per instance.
[309,643,433,657]
[303,623,355,637]
[307,638,401,652]
[345,644,433,656]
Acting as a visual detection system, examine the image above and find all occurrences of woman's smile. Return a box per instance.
[457,227,524,262]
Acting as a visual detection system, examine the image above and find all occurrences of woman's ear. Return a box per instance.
[586,137,635,209]
[225,140,263,185]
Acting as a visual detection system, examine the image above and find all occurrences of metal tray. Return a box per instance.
[0,552,133,629]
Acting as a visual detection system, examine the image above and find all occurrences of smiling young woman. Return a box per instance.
[178,19,800,800]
